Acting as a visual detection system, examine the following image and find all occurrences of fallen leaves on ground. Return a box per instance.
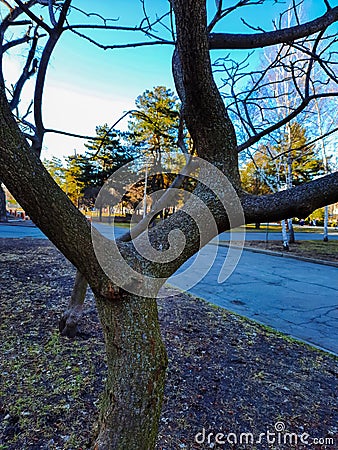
[0,239,337,449]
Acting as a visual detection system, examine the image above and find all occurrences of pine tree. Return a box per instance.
[43,157,66,189]
[129,86,180,158]
[84,124,134,187]
[64,156,85,208]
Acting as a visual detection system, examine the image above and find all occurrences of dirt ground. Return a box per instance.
[0,239,337,449]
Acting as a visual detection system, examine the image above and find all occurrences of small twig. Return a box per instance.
[0,0,13,12]
[323,0,332,11]
[69,28,174,50]
[67,5,119,25]
[13,0,52,33]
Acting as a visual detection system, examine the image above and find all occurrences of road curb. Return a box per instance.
[212,241,338,268]
[0,220,36,227]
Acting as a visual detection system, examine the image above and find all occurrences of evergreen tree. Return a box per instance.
[129,86,180,158]
[278,122,324,186]
[59,126,136,208]
[83,124,134,187]
[43,157,66,189]
[64,155,85,207]
[241,121,324,194]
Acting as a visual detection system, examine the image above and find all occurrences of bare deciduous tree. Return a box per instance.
[0,1,338,448]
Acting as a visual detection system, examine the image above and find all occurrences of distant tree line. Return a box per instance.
[44,87,328,223]
[43,86,181,211]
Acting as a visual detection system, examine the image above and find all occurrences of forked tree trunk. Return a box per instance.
[59,270,88,337]
[93,291,168,450]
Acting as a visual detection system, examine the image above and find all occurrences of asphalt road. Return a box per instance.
[1,221,337,241]
[218,229,338,241]
[1,221,337,354]
[169,244,338,355]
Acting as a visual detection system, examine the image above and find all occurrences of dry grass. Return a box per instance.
[0,239,337,449]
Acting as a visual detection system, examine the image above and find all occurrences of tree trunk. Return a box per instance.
[93,291,168,450]
[0,182,7,222]
[59,270,88,337]
[287,218,295,243]
[281,219,289,250]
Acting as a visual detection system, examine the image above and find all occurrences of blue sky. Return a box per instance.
[2,0,338,159]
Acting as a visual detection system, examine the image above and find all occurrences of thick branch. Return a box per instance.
[32,0,72,153]
[172,0,240,185]
[0,86,108,295]
[13,0,52,33]
[10,28,38,111]
[242,172,338,222]
[209,6,338,49]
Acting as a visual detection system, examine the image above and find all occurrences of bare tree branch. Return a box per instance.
[13,0,52,33]
[3,33,32,52]
[48,0,57,27]
[9,26,39,110]
[0,0,13,12]
[68,29,174,50]
[67,4,119,25]
[209,6,338,49]
[323,0,332,11]
[270,125,338,160]
[31,0,72,154]
[237,92,338,152]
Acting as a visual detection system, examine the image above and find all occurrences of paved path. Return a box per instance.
[1,221,337,354]
[218,230,338,241]
[0,222,127,239]
[169,245,338,355]
[1,221,338,241]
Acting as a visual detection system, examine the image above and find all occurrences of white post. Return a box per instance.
[143,162,148,219]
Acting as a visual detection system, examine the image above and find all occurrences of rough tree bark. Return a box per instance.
[0,85,168,449]
[93,293,167,449]
[59,270,88,337]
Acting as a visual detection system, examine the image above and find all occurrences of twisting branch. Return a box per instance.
[31,0,72,154]
[10,26,39,110]
[67,4,119,25]
[209,5,338,49]
[237,92,338,152]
